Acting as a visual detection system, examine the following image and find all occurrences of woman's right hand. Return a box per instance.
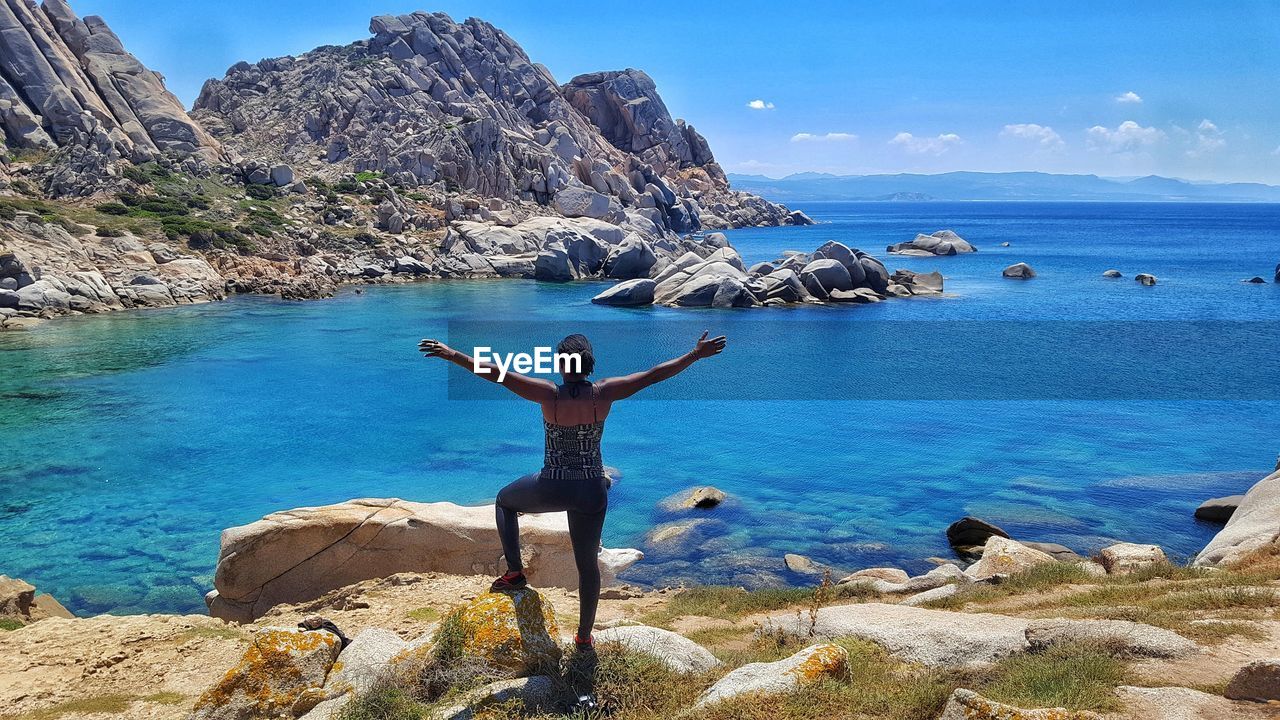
[419,338,454,359]
[692,331,727,359]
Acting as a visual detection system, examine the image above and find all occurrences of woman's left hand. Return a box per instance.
[419,338,453,359]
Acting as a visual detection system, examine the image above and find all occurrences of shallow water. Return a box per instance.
[2,201,1278,614]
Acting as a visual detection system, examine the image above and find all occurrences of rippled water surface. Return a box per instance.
[2,202,1278,614]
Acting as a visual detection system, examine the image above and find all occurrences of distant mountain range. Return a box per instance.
[726,171,1280,203]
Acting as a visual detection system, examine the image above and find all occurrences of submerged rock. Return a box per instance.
[1103,269,1123,278]
[695,644,848,708]
[784,553,823,575]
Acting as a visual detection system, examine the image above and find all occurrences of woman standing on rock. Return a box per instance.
[419,332,727,650]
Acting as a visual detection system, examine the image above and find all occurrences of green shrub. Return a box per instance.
[95,202,130,216]
[185,195,212,210]
[136,196,189,216]
[122,162,171,185]
[245,183,276,201]
[354,231,376,244]
[335,178,360,194]
[96,227,125,238]
[981,642,1128,712]
[355,170,383,183]
[0,618,23,631]
[0,205,15,221]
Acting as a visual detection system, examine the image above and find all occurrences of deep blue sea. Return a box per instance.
[2,201,1278,615]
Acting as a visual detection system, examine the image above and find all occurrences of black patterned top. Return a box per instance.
[540,383,605,481]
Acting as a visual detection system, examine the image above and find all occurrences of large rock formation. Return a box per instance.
[0,0,218,162]
[1196,468,1280,567]
[191,11,797,235]
[205,498,644,622]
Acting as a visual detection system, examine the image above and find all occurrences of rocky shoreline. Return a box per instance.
[3,464,1280,719]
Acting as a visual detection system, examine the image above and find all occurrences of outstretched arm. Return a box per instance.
[419,339,556,403]
[598,331,726,402]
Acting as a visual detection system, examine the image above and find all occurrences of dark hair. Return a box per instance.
[556,333,594,376]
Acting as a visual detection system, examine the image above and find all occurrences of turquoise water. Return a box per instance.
[2,202,1278,615]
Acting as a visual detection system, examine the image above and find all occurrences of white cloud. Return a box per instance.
[999,123,1064,150]
[791,132,857,143]
[1086,121,1165,153]
[889,131,961,155]
[1115,91,1143,104]
[1187,119,1226,157]
[746,99,775,110]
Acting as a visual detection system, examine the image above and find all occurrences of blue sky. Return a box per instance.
[76,0,1280,183]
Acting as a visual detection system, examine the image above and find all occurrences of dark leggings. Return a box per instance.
[495,472,608,639]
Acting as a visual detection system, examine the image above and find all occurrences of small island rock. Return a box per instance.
[1002,262,1036,279]
[1103,269,1123,278]
[1135,273,1158,286]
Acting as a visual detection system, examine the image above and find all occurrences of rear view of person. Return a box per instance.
[419,332,726,651]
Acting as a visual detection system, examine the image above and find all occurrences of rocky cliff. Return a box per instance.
[0,0,220,174]
[192,11,801,233]
[1,4,812,331]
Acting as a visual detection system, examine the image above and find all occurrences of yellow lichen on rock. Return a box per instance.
[189,627,341,719]
[786,643,849,682]
[456,589,561,674]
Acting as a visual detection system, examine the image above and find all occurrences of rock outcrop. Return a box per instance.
[1196,469,1280,567]
[963,536,1057,580]
[589,240,942,309]
[0,0,219,165]
[1002,261,1036,279]
[205,498,643,622]
[761,603,1195,667]
[695,643,848,708]
[190,626,342,720]
[937,689,1100,720]
[595,624,720,674]
[1224,658,1280,702]
[1099,542,1167,574]
[191,12,797,234]
[0,575,73,625]
[887,230,976,256]
[454,589,561,674]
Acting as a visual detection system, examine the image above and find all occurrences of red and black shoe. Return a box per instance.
[573,633,595,653]
[489,570,527,592]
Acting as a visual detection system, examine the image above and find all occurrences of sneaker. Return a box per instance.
[489,570,527,592]
[573,633,594,652]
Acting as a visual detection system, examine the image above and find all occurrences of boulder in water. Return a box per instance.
[1195,469,1280,567]
[1135,273,1158,286]
[1002,262,1036,279]
[887,230,976,256]
[1194,495,1244,523]
[1244,276,1267,284]
[945,516,1009,560]
[591,278,655,306]
[1103,269,1123,278]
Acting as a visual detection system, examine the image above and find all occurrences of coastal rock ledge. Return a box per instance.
[206,498,643,622]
